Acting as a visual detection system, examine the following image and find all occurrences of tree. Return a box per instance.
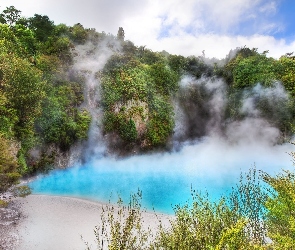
[13,24,37,55]
[28,14,54,42]
[154,194,251,249]
[117,27,125,41]
[0,6,21,26]
[149,62,179,95]
[0,51,45,141]
[279,55,295,96]
[69,23,87,44]
[36,81,91,151]
[263,170,295,249]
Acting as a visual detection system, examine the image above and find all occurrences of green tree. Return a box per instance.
[70,23,87,44]
[167,54,188,75]
[117,27,125,41]
[233,55,278,88]
[0,52,45,141]
[149,62,179,95]
[147,95,174,146]
[154,195,251,249]
[36,81,91,151]
[279,55,295,96]
[0,6,21,26]
[13,24,37,55]
[119,118,137,142]
[28,14,54,42]
[264,170,295,249]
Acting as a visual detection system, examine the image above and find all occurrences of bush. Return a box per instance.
[88,169,270,249]
[0,199,8,208]
[0,135,20,192]
[12,185,31,197]
[85,191,151,250]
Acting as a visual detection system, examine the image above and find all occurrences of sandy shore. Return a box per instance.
[5,195,170,250]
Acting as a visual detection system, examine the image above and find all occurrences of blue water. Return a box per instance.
[29,162,232,214]
[29,139,294,214]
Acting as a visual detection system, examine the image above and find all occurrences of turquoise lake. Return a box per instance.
[29,138,294,214]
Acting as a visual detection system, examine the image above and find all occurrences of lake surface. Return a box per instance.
[29,137,294,214]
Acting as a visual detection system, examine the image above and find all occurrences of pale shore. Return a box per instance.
[5,194,170,250]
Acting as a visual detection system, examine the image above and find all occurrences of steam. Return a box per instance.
[31,43,295,213]
[71,37,122,160]
[173,75,290,147]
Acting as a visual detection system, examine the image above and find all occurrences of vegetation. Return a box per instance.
[1,6,294,166]
[0,135,20,192]
[2,6,295,248]
[86,166,295,249]
[0,6,92,189]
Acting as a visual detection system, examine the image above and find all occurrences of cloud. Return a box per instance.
[131,32,295,59]
[259,1,278,14]
[1,0,294,58]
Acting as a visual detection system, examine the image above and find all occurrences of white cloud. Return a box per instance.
[1,0,293,59]
[259,1,278,14]
[126,32,295,59]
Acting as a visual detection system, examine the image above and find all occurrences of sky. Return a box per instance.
[1,0,295,59]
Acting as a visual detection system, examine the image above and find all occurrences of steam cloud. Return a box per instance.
[31,42,295,213]
[70,40,294,179]
[70,37,122,161]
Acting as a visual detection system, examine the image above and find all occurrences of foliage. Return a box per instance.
[28,14,54,42]
[139,49,165,65]
[0,24,30,57]
[279,55,295,96]
[36,81,91,151]
[0,6,21,26]
[12,185,32,197]
[152,170,267,249]
[185,56,214,78]
[149,62,179,95]
[119,118,138,142]
[232,54,279,88]
[13,24,37,55]
[147,96,174,146]
[117,27,125,41]
[0,50,45,141]
[101,60,149,107]
[0,135,20,192]
[88,169,272,249]
[230,168,268,245]
[0,199,8,208]
[0,88,18,137]
[102,57,149,144]
[70,23,88,44]
[167,54,188,75]
[154,196,251,249]
[85,190,151,250]
[101,53,177,148]
[263,170,295,249]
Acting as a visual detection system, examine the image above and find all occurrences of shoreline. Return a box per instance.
[1,194,171,250]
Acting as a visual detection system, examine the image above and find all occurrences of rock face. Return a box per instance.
[113,99,149,137]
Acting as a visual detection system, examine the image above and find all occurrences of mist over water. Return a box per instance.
[29,41,295,214]
[30,135,293,213]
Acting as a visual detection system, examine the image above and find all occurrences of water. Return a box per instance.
[29,138,294,214]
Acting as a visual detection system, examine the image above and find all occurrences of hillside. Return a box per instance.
[1,5,295,190]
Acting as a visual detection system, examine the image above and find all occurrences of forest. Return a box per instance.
[1,5,295,249]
